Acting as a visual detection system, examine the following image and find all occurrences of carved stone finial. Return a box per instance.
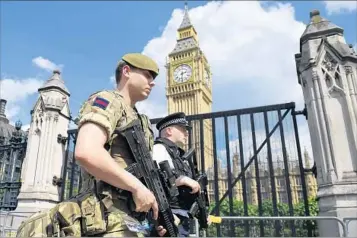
[310,9,322,24]
[310,9,320,18]
[53,69,61,75]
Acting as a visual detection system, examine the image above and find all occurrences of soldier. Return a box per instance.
[152,112,201,237]
[74,53,166,237]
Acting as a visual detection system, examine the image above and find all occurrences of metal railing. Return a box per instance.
[0,211,34,237]
[343,217,357,237]
[191,216,349,237]
[0,212,355,237]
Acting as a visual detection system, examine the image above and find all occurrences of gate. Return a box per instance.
[0,122,27,211]
[60,102,317,237]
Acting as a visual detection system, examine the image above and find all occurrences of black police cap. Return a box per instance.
[156,112,191,131]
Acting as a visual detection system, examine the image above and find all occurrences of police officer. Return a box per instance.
[75,53,166,237]
[152,112,201,237]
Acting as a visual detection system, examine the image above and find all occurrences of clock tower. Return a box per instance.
[165,2,214,171]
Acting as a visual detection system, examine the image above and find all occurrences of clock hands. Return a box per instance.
[174,64,192,83]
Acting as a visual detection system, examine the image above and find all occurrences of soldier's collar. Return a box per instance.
[133,106,140,115]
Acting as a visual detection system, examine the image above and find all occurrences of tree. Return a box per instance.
[293,197,319,236]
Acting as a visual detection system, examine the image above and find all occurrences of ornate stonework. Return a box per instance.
[295,10,357,237]
[13,70,71,229]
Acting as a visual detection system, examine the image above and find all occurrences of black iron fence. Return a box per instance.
[0,124,27,211]
[59,102,317,237]
[151,102,316,237]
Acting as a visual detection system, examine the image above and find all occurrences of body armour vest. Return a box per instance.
[154,137,194,209]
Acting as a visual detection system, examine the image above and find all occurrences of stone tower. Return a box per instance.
[295,10,357,237]
[303,148,318,198]
[14,70,71,215]
[165,2,214,172]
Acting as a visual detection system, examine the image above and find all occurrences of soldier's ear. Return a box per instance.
[122,65,131,78]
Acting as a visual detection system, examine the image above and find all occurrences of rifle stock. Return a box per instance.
[118,119,179,237]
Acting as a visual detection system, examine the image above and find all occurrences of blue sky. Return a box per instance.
[1,1,356,166]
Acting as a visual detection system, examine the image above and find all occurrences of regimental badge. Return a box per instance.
[92,97,109,110]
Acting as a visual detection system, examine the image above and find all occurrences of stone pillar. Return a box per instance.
[295,10,357,237]
[9,70,71,229]
[0,99,9,124]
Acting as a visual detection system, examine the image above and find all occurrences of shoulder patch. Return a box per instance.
[92,97,110,110]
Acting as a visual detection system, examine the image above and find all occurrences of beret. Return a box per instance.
[122,53,159,78]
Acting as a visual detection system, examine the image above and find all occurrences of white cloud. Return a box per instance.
[1,77,43,102]
[32,56,63,72]
[21,124,30,131]
[324,1,357,15]
[0,56,62,122]
[136,100,167,119]
[140,1,313,170]
[6,106,21,119]
[142,1,307,112]
[216,122,314,172]
[0,77,43,122]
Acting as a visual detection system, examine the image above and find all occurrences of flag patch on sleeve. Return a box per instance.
[92,97,109,110]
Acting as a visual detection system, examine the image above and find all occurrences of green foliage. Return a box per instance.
[206,197,319,237]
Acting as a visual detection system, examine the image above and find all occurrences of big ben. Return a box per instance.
[165,2,214,172]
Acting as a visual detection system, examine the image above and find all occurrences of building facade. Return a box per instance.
[206,148,317,205]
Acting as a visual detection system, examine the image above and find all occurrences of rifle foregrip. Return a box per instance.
[161,211,178,237]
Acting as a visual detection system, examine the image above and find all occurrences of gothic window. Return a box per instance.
[321,51,345,95]
[295,177,301,185]
[323,70,333,88]
[335,67,343,88]
[322,52,337,71]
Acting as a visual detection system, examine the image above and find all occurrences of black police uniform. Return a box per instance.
[155,112,194,237]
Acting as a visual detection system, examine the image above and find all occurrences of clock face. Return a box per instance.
[173,64,192,83]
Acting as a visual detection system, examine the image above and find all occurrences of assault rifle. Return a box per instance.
[181,148,210,230]
[118,119,179,237]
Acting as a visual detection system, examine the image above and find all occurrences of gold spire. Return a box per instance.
[178,1,192,30]
[304,147,311,167]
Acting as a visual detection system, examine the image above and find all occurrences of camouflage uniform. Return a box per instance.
[16,53,159,238]
[76,53,159,237]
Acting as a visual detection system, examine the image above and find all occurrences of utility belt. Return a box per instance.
[49,188,110,237]
[51,162,146,237]
[54,162,152,237]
